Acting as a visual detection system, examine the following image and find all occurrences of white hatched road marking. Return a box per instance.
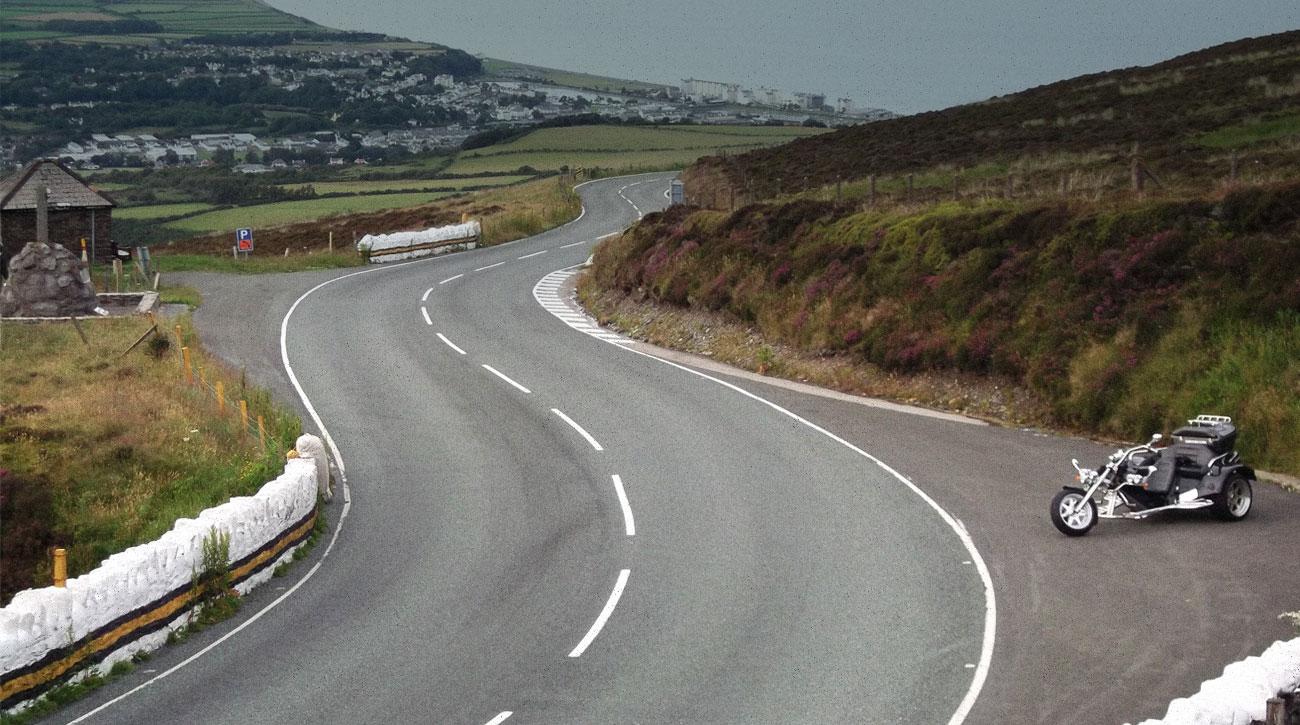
[531,268,632,346]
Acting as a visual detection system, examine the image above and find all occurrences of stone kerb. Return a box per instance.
[1130,636,1300,725]
[357,219,480,264]
[0,455,320,712]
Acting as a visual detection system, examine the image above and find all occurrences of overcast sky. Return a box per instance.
[268,0,1298,114]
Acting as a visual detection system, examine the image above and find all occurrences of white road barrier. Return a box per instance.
[0,443,325,712]
[357,220,480,263]
[1130,636,1300,725]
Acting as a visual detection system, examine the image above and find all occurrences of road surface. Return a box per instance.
[62,173,1300,725]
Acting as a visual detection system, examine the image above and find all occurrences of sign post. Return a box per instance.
[235,228,254,260]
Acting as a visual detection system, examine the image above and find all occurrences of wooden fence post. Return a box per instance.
[52,548,67,588]
[239,399,249,434]
[216,381,225,414]
[1130,142,1144,193]
[181,346,193,384]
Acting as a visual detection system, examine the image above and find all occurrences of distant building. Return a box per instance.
[681,78,739,103]
[0,159,116,272]
[434,74,455,88]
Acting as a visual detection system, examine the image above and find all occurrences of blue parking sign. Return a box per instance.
[236,228,254,252]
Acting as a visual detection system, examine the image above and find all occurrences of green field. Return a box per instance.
[115,202,216,220]
[483,58,670,94]
[444,125,825,175]
[2,0,324,40]
[276,175,529,195]
[1197,113,1300,148]
[161,192,454,234]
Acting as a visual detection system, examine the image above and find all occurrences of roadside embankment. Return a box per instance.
[581,180,1300,476]
[0,449,323,713]
[0,316,300,603]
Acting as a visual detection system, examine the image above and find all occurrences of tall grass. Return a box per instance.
[0,316,301,603]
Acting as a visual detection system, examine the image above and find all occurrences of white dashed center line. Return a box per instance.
[551,408,603,451]
[481,364,531,394]
[517,250,547,260]
[611,474,635,536]
[568,569,630,658]
[475,261,505,272]
[439,274,463,285]
[420,307,432,325]
[559,240,587,249]
[436,333,467,355]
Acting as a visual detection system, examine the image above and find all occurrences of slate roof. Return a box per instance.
[0,159,115,211]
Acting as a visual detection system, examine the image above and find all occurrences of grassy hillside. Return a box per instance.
[588,31,1300,475]
[587,182,1300,473]
[685,31,1300,205]
[445,124,826,175]
[482,58,672,95]
[0,0,324,44]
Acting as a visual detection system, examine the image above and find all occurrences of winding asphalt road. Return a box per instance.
[61,174,1298,724]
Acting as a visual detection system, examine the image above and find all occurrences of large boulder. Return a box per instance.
[0,242,99,317]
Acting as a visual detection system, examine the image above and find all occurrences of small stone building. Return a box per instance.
[0,159,115,275]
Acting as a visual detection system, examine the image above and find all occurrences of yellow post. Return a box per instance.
[80,238,88,263]
[257,415,266,446]
[181,346,193,384]
[216,381,226,414]
[53,548,67,588]
[460,211,469,224]
[198,366,207,392]
[239,399,249,434]
[174,324,184,348]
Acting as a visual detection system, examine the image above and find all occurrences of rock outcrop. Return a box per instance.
[0,242,99,317]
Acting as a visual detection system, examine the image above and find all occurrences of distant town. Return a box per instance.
[1,41,892,171]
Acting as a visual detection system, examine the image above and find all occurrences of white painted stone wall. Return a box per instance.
[357,220,480,263]
[1129,636,1300,725]
[0,457,318,702]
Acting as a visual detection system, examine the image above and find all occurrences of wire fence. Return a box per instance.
[171,323,285,453]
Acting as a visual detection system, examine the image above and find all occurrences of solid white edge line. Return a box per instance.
[518,250,547,259]
[66,173,677,724]
[484,712,513,725]
[610,474,635,536]
[568,569,631,657]
[475,261,506,272]
[532,259,995,725]
[421,306,431,325]
[481,364,531,394]
[616,341,996,725]
[550,408,603,451]
[436,333,467,356]
[68,256,432,723]
[422,287,433,302]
